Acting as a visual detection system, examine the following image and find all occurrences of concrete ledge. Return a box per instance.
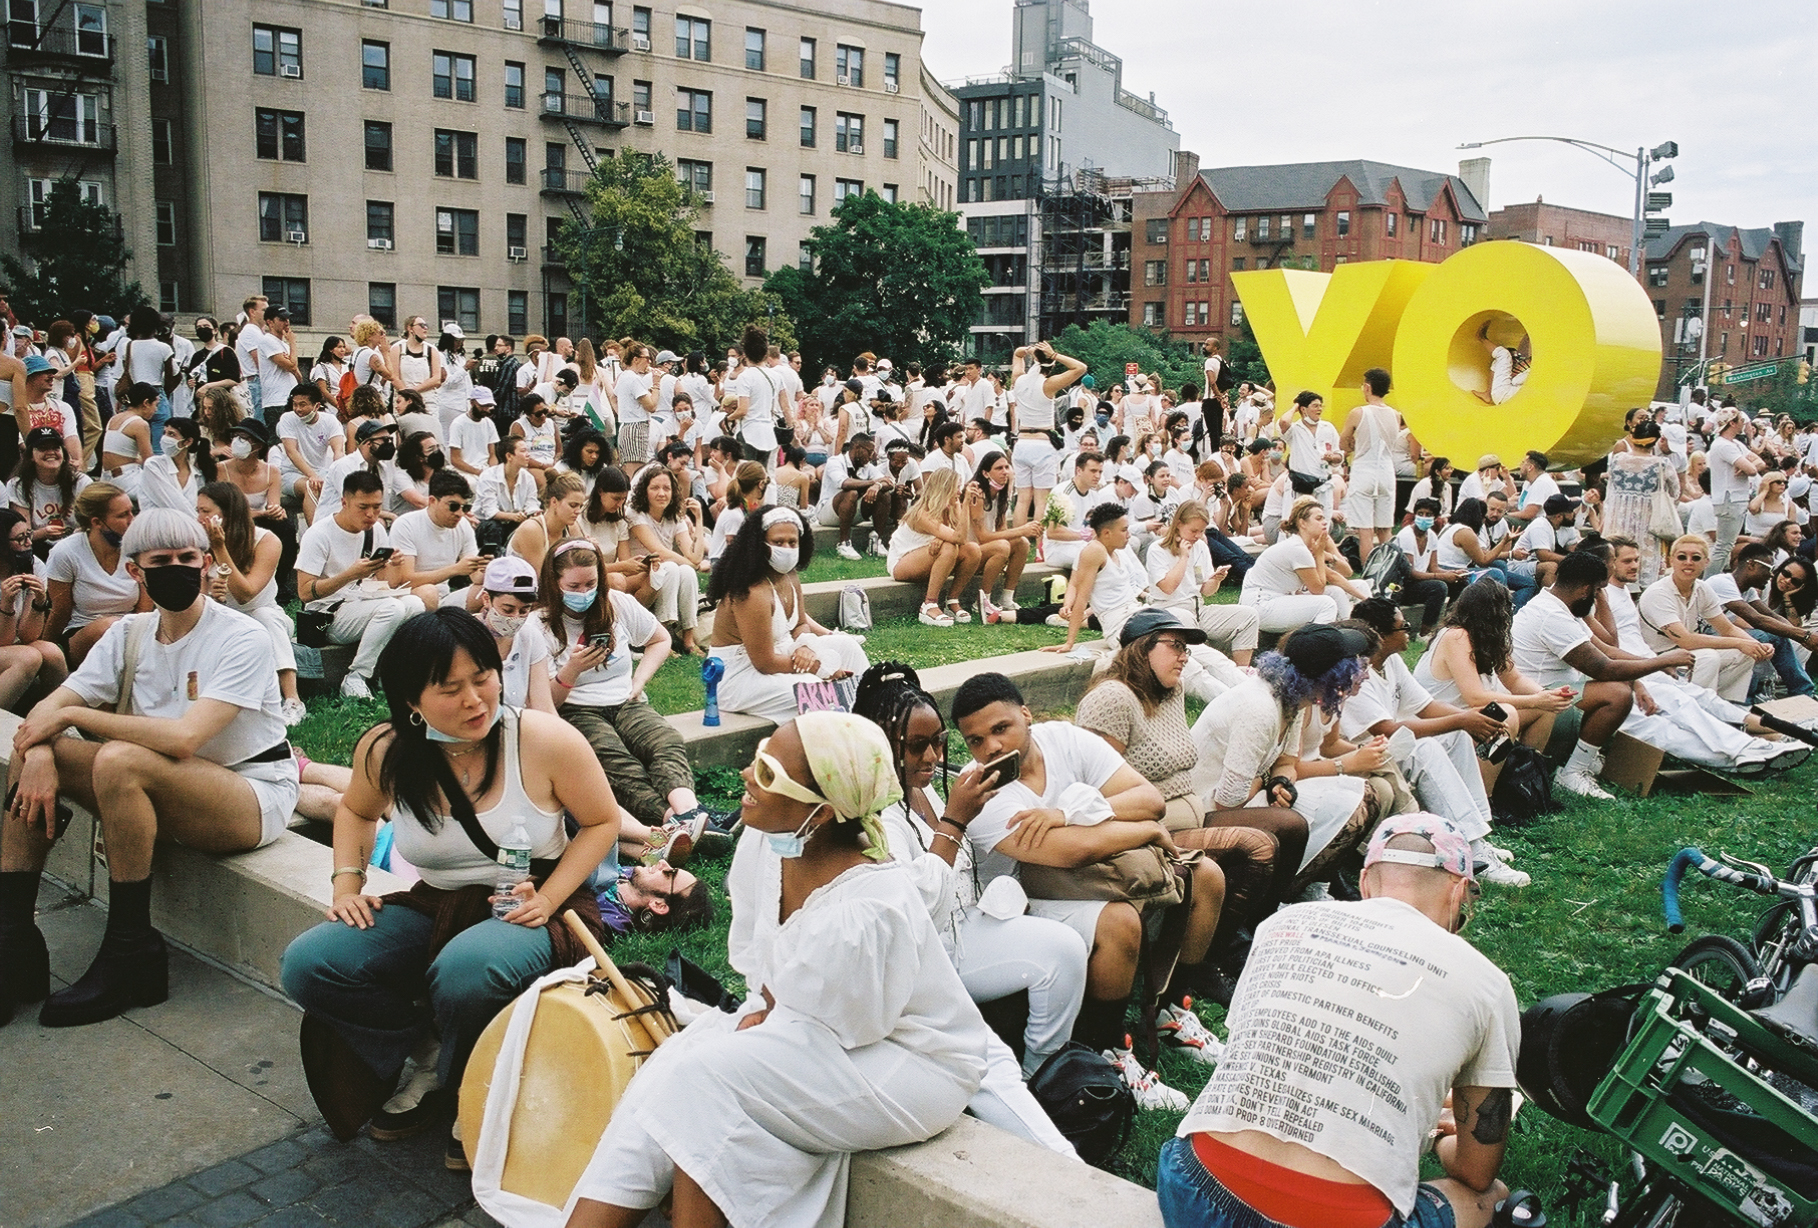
[848,1116,1162,1228]
[798,563,1059,626]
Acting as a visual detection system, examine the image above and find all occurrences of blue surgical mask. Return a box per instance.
[765,809,823,859]
[423,704,503,743]
[100,529,123,547]
[1414,516,1435,532]
[561,588,597,614]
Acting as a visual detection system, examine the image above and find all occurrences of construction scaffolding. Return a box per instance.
[1035,168,1168,339]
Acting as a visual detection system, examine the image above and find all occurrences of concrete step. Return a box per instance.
[798,563,1060,626]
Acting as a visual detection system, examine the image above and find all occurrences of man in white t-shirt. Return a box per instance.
[1510,551,1692,798]
[274,386,344,521]
[255,308,301,425]
[1513,493,1576,591]
[2,508,297,1027]
[1709,542,1817,699]
[816,435,887,559]
[296,468,426,699]
[1706,406,1766,575]
[390,469,485,609]
[1042,452,1105,573]
[448,386,501,476]
[1165,815,1520,1228]
[1511,449,1559,525]
[316,420,400,523]
[1635,537,1770,702]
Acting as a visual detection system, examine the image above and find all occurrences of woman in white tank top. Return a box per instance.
[1008,342,1088,531]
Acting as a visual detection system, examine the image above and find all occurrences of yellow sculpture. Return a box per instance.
[1234,243,1662,468]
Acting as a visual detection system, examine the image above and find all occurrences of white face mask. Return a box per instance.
[161,435,183,458]
[229,438,254,460]
[768,545,799,574]
[484,608,527,638]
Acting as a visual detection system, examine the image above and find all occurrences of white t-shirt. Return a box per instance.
[615,369,654,426]
[352,346,391,399]
[276,410,341,477]
[255,333,297,409]
[1709,436,1752,504]
[734,365,780,450]
[1339,655,1433,740]
[1515,517,1558,557]
[296,516,396,611]
[1704,571,1759,608]
[136,456,200,513]
[1518,472,1560,516]
[1636,576,1725,654]
[498,627,551,709]
[315,455,396,520]
[234,323,264,385]
[815,453,880,516]
[1240,536,1316,604]
[1395,525,1438,574]
[533,592,660,707]
[120,337,175,390]
[1011,369,1055,431]
[46,533,139,629]
[8,474,90,535]
[65,603,287,767]
[0,555,48,617]
[1511,588,1591,689]
[389,508,477,574]
[449,413,500,469]
[1684,496,1717,539]
[964,722,1125,889]
[1177,898,1520,1217]
[1145,538,1220,614]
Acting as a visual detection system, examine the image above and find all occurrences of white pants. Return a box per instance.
[1691,645,1754,703]
[1247,591,1345,634]
[330,594,426,679]
[1398,731,1492,842]
[1622,674,1781,770]
[1197,603,1261,656]
[1043,538,1084,573]
[966,1036,1078,1158]
[953,907,1088,1077]
[649,560,700,630]
[243,602,298,673]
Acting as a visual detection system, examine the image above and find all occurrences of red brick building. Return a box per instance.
[1485,200,1635,269]
[1127,159,1488,351]
[1643,221,1804,397]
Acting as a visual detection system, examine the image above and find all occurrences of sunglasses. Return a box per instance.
[442,500,472,512]
[750,738,833,807]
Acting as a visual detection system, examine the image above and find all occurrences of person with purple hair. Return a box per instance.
[1190,624,1405,900]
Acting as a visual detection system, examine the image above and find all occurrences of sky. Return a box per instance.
[916,0,1814,238]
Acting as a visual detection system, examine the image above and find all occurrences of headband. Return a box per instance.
[761,508,799,530]
[552,539,597,559]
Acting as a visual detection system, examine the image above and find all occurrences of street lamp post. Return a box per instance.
[1456,135,1678,276]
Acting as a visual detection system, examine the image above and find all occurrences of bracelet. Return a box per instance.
[331,866,367,883]
[937,814,968,832]
[931,829,964,851]
[1334,758,1347,777]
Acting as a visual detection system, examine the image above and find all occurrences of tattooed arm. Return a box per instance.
[1439,1085,1512,1194]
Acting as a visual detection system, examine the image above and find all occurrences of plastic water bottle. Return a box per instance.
[702,656,724,727]
[492,820,532,919]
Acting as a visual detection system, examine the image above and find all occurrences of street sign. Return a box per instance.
[1644,217,1670,238]
[1724,362,1779,384]
[1647,192,1672,211]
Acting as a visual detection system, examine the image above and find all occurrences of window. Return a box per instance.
[1460,223,1478,246]
[1754,334,1770,358]
[503,0,522,29]
[1143,302,1163,327]
[882,183,897,204]
[1255,216,1270,241]
[883,52,899,91]
[835,44,862,87]
[1648,265,1669,287]
[1653,298,1666,319]
[505,61,525,108]
[152,118,174,165]
[505,137,526,184]
[506,212,527,255]
[1185,260,1197,284]
[744,236,766,277]
[255,108,305,161]
[799,241,813,272]
[430,0,472,19]
[1144,260,1166,286]
[507,291,528,335]
[1232,257,1245,271]
[1336,210,1350,238]
[745,168,765,209]
[744,27,763,71]
[799,174,815,215]
[1302,213,1316,240]
[799,37,815,78]
[677,159,712,195]
[439,287,481,332]
[1233,217,1246,242]
[677,88,711,133]
[1607,245,1619,261]
[362,40,389,90]
[1183,302,1198,327]
[883,119,898,159]
[360,283,396,329]
[834,177,862,204]
[836,112,863,153]
[147,35,168,81]
[433,51,475,101]
[434,130,478,178]
[633,80,651,119]
[1727,264,1735,284]
[436,208,480,256]
[159,282,180,314]
[155,201,176,246]
[262,277,310,326]
[257,192,308,242]
[1385,212,1397,237]
[253,24,301,77]
[675,16,708,60]
[1146,218,1169,244]
[1229,300,1245,327]
[366,201,394,245]
[1760,268,1777,290]
[746,97,766,139]
[1184,217,1199,241]
[364,121,393,171]
[799,106,816,147]
[1430,219,1447,244]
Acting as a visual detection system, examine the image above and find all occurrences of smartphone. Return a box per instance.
[585,632,613,650]
[1477,702,1513,764]
[978,750,1022,791]
[366,547,394,562]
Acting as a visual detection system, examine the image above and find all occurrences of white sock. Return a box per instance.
[1565,739,1601,775]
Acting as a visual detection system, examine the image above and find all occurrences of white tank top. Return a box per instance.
[396,343,433,392]
[221,526,280,612]
[1432,523,1473,572]
[1090,546,1148,616]
[887,519,937,572]
[1411,632,1499,708]
[1013,370,1055,431]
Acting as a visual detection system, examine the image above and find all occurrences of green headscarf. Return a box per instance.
[794,711,902,863]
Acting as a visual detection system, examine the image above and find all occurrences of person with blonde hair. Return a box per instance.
[508,470,587,573]
[1147,500,1262,665]
[1238,496,1366,633]
[888,468,982,627]
[45,483,146,667]
[1636,533,1773,702]
[348,319,398,407]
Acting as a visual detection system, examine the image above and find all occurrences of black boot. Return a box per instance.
[0,870,50,1021]
[1071,995,1132,1054]
[40,877,168,1028]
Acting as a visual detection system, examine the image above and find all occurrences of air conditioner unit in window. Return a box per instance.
[367,238,393,250]
[287,229,307,244]
[837,74,850,86]
[699,190,715,204]
[848,143,863,154]
[508,246,527,262]
[884,81,898,94]
[280,64,301,79]
[635,109,654,124]
[631,33,650,51]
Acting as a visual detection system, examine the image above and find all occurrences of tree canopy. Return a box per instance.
[1,181,147,325]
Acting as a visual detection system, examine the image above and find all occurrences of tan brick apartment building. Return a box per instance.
[1484,199,1634,270]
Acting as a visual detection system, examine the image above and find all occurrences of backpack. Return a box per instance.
[1490,742,1561,827]
[1025,1042,1134,1167]
[837,583,871,632]
[1360,541,1411,600]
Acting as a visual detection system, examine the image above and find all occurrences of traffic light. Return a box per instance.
[1708,362,1728,386]
[1799,360,1811,386]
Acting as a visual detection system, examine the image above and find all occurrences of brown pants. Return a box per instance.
[1173,804,1306,949]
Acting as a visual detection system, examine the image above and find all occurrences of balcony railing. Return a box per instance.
[12,113,115,153]
[537,17,629,52]
[6,24,113,64]
[540,92,630,126]
[539,167,591,195]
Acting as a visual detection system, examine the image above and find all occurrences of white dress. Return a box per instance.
[708,582,868,722]
[573,834,990,1228]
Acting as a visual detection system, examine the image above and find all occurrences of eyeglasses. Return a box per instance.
[750,738,834,807]
[1672,553,1705,562]
[1152,637,1191,655]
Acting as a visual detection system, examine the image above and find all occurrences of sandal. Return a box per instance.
[946,599,972,624]
[918,602,954,627]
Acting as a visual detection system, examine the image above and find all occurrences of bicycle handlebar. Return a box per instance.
[1663,846,1785,933]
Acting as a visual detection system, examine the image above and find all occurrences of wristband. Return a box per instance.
[937,814,968,832]
[1334,758,1347,777]
[331,866,367,884]
[931,830,963,852]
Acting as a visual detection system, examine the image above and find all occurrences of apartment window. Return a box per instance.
[799,106,816,147]
[1229,300,1245,327]
[746,97,766,139]
[1255,216,1272,241]
[835,44,862,87]
[436,208,480,256]
[253,25,301,77]
[262,277,310,326]
[506,212,527,255]
[430,0,472,19]
[255,108,306,161]
[1385,212,1396,237]
[1727,264,1735,285]
[434,130,479,178]
[883,119,898,159]
[883,52,899,91]
[1648,265,1669,287]
[1145,218,1168,244]
[799,37,815,79]
[1754,334,1770,358]
[1430,219,1447,244]
[364,121,393,171]
[362,40,390,90]
[881,183,897,203]
[1184,260,1197,284]
[1144,260,1166,287]
[257,192,308,243]
[798,241,813,271]
[834,178,862,204]
[505,137,526,184]
[1233,217,1246,242]
[147,35,168,81]
[1232,257,1245,271]
[1302,213,1316,240]
[366,201,394,245]
[744,168,766,209]
[546,292,567,336]
[503,0,522,29]
[433,51,475,101]
[439,287,481,332]
[675,16,708,60]
[1197,259,1210,282]
[152,119,174,165]
[744,27,764,71]
[1182,302,1198,327]
[835,112,863,153]
[1335,210,1350,238]
[677,88,711,133]
[744,236,766,277]
[154,201,176,245]
[159,282,180,314]
[677,159,712,195]
[633,80,651,119]
[507,291,528,335]
[1761,268,1777,290]
[1143,302,1163,327]
[1653,298,1667,319]
[1723,300,1732,318]
[505,61,525,108]
[799,174,815,215]
[359,284,394,329]
[1460,223,1479,246]
[1183,217,1197,242]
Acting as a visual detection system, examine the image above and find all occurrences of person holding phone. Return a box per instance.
[295,470,425,700]
[1146,501,1261,666]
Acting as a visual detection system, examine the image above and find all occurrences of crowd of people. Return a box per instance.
[4,291,1818,1228]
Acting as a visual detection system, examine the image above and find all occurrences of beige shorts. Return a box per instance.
[619,422,651,465]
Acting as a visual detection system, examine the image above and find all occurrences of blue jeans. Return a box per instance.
[1750,628,1814,700]
[1156,1137,1455,1228]
[148,392,172,443]
[280,901,553,1089]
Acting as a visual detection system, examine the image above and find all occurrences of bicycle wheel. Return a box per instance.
[1668,934,1761,1003]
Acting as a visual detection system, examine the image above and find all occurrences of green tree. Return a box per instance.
[559,152,794,352]
[1222,315,1272,388]
[1049,320,1206,394]
[1,180,146,324]
[764,192,986,373]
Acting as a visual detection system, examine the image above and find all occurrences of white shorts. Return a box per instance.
[238,759,302,848]
[1343,487,1395,530]
[1027,896,1108,951]
[1012,438,1061,491]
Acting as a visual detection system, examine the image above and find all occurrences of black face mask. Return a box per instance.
[371,440,396,462]
[424,450,446,471]
[142,563,203,612]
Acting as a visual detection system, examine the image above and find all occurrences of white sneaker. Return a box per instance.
[835,541,862,561]
[1553,765,1614,800]
[1157,1003,1225,1066]
[1044,612,1070,627]
[1473,846,1531,888]
[280,697,309,726]
[340,673,373,701]
[866,537,889,558]
[1103,1044,1191,1112]
[1297,880,1334,902]
[918,602,954,627]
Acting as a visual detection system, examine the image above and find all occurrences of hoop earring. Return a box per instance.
[408,711,423,727]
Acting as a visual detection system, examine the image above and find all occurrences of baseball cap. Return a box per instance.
[1543,493,1579,516]
[23,426,64,452]
[469,387,496,406]
[9,325,31,338]
[1476,453,1501,471]
[843,378,864,395]
[355,419,397,443]
[1278,624,1372,676]
[1081,374,1096,390]
[1116,464,1144,487]
[872,386,896,404]
[876,358,893,372]
[1364,813,1476,883]
[483,556,538,595]
[22,354,54,377]
[655,350,682,365]
[1119,608,1207,648]
[441,321,465,340]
